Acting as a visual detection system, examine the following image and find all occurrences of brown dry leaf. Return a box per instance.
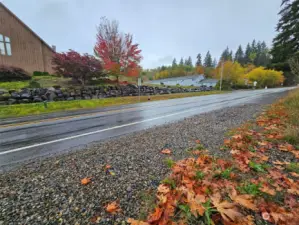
[291,150,299,159]
[148,207,163,223]
[258,141,269,146]
[230,194,257,211]
[157,184,170,194]
[290,172,299,178]
[260,185,276,196]
[232,134,242,140]
[161,149,171,154]
[157,194,167,204]
[211,195,243,222]
[81,177,91,185]
[224,139,231,145]
[273,160,290,165]
[127,218,150,225]
[106,201,121,214]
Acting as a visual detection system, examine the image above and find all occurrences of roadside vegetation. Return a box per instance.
[0,90,225,119]
[127,88,299,225]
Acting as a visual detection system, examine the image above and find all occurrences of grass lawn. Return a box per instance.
[0,90,226,119]
[0,76,73,90]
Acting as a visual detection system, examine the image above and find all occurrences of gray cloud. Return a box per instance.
[3,0,281,68]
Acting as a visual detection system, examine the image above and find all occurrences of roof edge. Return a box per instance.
[0,2,55,53]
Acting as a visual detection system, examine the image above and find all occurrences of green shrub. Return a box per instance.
[33,71,50,76]
[28,80,41,88]
[0,66,31,81]
[215,80,232,91]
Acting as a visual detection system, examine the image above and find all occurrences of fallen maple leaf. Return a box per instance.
[224,139,231,145]
[230,194,257,211]
[232,134,242,140]
[211,195,243,222]
[148,207,163,223]
[157,184,170,194]
[273,160,290,165]
[106,201,121,214]
[290,172,299,178]
[81,177,91,185]
[195,140,201,144]
[127,218,149,225]
[260,185,276,196]
[161,149,171,154]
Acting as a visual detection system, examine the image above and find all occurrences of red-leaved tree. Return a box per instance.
[52,50,103,86]
[94,18,142,82]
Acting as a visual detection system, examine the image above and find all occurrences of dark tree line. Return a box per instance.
[270,0,299,85]
[219,40,271,67]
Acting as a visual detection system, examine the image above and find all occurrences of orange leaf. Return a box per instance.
[148,207,163,223]
[290,172,299,178]
[161,149,171,154]
[105,164,112,170]
[157,184,170,194]
[211,195,243,222]
[81,177,91,185]
[230,194,257,211]
[224,139,231,145]
[127,218,149,225]
[106,201,121,214]
[260,185,276,196]
[195,140,201,144]
[232,134,242,140]
[273,160,290,165]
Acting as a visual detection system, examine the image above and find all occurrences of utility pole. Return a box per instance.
[220,61,224,91]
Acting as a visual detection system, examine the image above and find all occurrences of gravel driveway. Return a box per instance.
[0,92,287,225]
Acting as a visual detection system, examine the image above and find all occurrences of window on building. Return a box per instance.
[0,34,12,56]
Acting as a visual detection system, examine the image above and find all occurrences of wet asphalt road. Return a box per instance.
[0,88,293,168]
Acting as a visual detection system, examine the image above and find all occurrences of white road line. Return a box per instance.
[0,88,293,156]
[0,108,199,155]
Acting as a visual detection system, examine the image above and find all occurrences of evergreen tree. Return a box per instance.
[196,53,202,66]
[186,56,193,67]
[172,58,177,67]
[229,51,233,61]
[204,51,213,67]
[179,57,184,66]
[244,43,252,64]
[221,47,230,61]
[213,58,218,68]
[234,45,245,64]
[271,0,299,63]
[184,58,189,66]
[251,39,257,54]
[255,41,271,66]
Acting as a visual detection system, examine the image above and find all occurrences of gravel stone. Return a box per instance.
[0,92,286,224]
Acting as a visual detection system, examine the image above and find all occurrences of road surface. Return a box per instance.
[0,88,293,169]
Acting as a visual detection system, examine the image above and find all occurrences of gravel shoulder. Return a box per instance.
[0,92,287,224]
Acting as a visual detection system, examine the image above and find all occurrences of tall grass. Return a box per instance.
[283,88,299,145]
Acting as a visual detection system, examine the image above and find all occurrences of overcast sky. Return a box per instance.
[2,0,281,68]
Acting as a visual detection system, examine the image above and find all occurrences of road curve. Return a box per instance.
[0,88,293,168]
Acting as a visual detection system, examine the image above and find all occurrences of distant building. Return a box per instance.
[198,79,219,87]
[146,74,205,86]
[0,3,55,74]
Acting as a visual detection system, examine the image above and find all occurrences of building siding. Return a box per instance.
[0,4,54,74]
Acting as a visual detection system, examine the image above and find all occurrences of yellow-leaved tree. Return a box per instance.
[246,67,284,88]
[214,61,245,85]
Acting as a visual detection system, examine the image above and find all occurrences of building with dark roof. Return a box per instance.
[146,74,205,86]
